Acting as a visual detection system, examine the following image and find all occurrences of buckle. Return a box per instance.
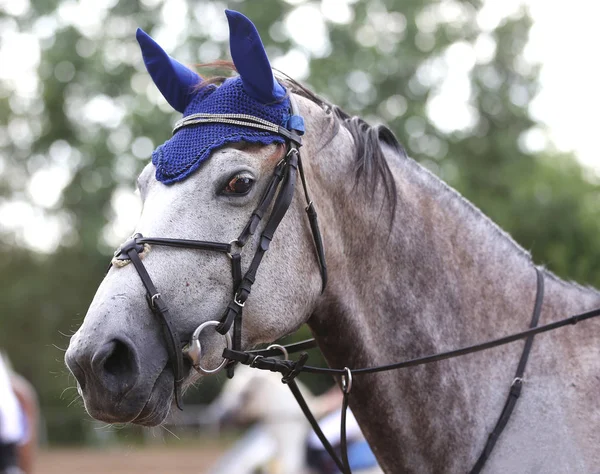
[233,292,246,307]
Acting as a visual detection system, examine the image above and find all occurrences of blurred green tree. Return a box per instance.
[0,0,598,443]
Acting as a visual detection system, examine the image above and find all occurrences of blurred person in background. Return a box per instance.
[0,353,32,474]
[207,366,380,474]
[8,373,37,474]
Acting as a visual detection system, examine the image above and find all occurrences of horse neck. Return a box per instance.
[306,145,600,469]
[310,149,539,363]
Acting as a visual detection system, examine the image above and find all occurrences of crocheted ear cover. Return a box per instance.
[138,10,292,184]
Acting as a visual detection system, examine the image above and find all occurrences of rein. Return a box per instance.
[110,94,600,473]
[226,277,600,474]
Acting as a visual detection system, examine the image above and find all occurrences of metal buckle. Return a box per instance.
[150,293,161,308]
[183,320,232,375]
[233,293,245,307]
[286,146,299,158]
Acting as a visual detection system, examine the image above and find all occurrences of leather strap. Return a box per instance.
[115,235,230,260]
[340,389,351,473]
[297,155,327,292]
[224,269,600,473]
[216,148,298,348]
[217,148,300,380]
[235,148,299,306]
[237,159,286,246]
[225,303,600,377]
[469,267,545,473]
[287,378,349,474]
[127,248,185,409]
[245,338,318,357]
[226,253,243,378]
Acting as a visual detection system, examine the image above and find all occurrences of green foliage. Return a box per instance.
[1,0,599,444]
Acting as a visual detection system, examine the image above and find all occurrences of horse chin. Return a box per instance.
[130,366,174,426]
[131,398,172,427]
[81,365,174,426]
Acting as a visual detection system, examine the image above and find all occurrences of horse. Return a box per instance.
[65,9,600,473]
[207,365,380,474]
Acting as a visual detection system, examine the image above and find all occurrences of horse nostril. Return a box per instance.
[104,340,133,376]
[92,338,140,391]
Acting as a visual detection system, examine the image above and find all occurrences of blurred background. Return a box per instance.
[1,0,599,472]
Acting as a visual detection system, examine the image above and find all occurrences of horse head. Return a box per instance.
[64,10,343,426]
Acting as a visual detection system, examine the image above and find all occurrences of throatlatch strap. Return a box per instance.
[297,156,327,292]
[470,267,545,473]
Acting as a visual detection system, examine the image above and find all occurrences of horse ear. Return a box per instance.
[225,10,285,103]
[136,28,202,113]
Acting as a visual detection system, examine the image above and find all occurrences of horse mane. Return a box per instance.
[194,63,403,218]
[277,73,403,217]
[189,64,575,277]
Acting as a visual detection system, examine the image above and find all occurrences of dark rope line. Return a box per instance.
[226,307,600,376]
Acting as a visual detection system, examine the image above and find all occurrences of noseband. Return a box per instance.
[112,95,327,408]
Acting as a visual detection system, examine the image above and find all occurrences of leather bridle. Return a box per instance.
[112,95,326,408]
[110,93,600,474]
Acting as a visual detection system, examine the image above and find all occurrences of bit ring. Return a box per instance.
[184,321,232,375]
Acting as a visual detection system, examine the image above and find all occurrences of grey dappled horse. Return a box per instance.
[65,10,600,473]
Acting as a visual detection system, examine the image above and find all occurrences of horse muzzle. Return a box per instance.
[65,331,172,424]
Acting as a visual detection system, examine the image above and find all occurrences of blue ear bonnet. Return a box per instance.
[153,79,291,184]
[138,10,302,184]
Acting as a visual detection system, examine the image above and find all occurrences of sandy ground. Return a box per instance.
[34,445,226,474]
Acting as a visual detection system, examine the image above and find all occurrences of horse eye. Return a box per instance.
[223,175,255,195]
